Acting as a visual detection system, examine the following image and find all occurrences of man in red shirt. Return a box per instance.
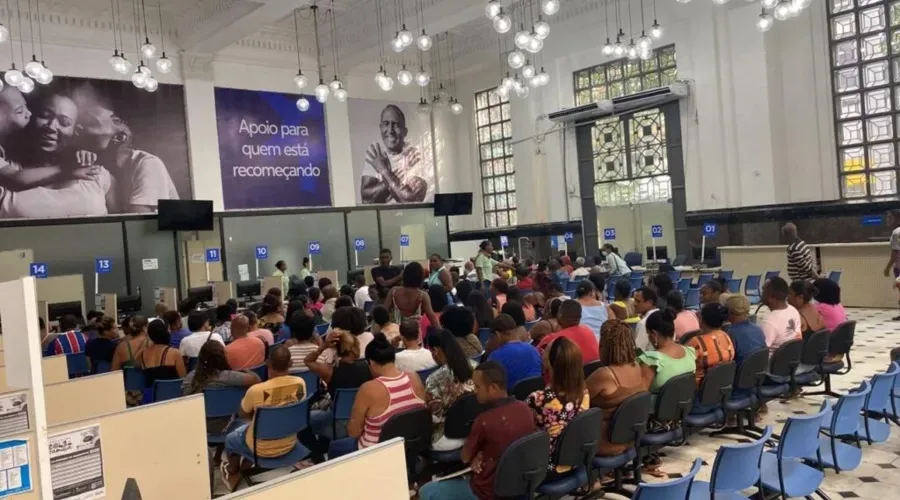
[515,266,534,291]
[536,300,600,363]
[418,361,535,500]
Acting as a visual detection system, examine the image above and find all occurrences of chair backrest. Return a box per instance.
[768,339,803,377]
[800,329,830,366]
[493,431,550,498]
[735,348,769,391]
[745,275,761,296]
[608,391,653,445]
[153,379,183,402]
[677,278,691,294]
[630,270,644,280]
[629,276,643,291]
[442,392,483,439]
[709,426,773,494]
[379,406,433,459]
[250,364,268,381]
[828,321,856,356]
[828,270,842,284]
[866,363,899,413]
[697,273,713,288]
[524,320,540,332]
[654,372,696,422]
[719,270,734,280]
[829,381,871,436]
[624,252,642,267]
[696,362,736,407]
[203,387,247,419]
[778,399,832,461]
[764,270,780,282]
[672,255,686,266]
[583,360,605,379]
[66,352,89,377]
[333,388,359,420]
[417,366,439,382]
[685,288,700,309]
[667,271,681,284]
[123,366,145,391]
[187,356,199,372]
[94,360,112,374]
[552,407,604,470]
[727,278,742,293]
[606,280,617,301]
[315,323,330,336]
[512,376,545,401]
[253,397,310,440]
[478,327,493,347]
[678,329,701,345]
[289,370,320,397]
[633,458,702,500]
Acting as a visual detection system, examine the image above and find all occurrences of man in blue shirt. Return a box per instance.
[163,310,191,348]
[487,314,542,391]
[50,314,87,355]
[724,294,766,368]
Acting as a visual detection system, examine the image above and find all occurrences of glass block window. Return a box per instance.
[592,108,671,206]
[574,45,678,106]
[475,88,517,228]
[829,0,900,197]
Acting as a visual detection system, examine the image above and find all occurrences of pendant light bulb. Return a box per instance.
[626,41,639,60]
[141,39,158,59]
[534,19,550,39]
[334,87,348,102]
[36,65,52,84]
[378,73,394,91]
[650,21,663,39]
[485,0,502,20]
[25,58,42,79]
[450,100,463,115]
[613,40,625,57]
[417,31,433,51]
[296,97,310,112]
[602,39,614,56]
[17,76,33,94]
[314,82,330,103]
[145,77,159,92]
[493,13,512,33]
[496,84,510,99]
[156,54,172,74]
[638,34,653,50]
[330,78,342,92]
[398,67,413,86]
[391,36,405,53]
[118,56,133,75]
[761,0,778,7]
[398,26,414,46]
[541,0,560,16]
[415,69,430,86]
[131,67,149,88]
[757,11,774,31]
[773,1,791,20]
[526,34,544,53]
[294,71,309,89]
[508,50,526,69]
[515,30,531,49]
[522,64,536,79]
[4,66,22,87]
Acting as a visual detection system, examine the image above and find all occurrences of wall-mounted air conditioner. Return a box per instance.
[548,100,614,123]
[549,82,689,123]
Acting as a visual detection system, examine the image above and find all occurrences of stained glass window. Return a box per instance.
[573,45,677,106]
[475,88,516,228]
[830,0,900,197]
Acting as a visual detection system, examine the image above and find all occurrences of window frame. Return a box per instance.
[474,88,517,228]
[573,44,678,106]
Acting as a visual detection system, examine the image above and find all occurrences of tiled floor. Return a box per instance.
[213,307,900,498]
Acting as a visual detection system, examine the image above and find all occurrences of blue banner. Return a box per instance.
[214,87,331,209]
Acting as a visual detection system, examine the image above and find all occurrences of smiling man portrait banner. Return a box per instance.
[347,98,435,205]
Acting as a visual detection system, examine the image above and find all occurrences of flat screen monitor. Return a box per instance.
[187,285,213,304]
[48,301,83,323]
[236,281,261,298]
[433,193,473,216]
[157,200,214,231]
[645,246,668,261]
[693,246,718,262]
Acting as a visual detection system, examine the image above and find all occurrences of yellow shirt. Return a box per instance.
[272,270,289,293]
[241,375,307,457]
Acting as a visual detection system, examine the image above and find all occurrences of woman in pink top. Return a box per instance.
[328,333,427,458]
[491,278,509,313]
[308,287,325,311]
[668,291,700,340]
[813,278,848,332]
[243,311,275,346]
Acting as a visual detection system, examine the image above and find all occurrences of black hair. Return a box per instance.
[353,273,366,285]
[666,289,685,312]
[148,319,171,345]
[440,306,476,338]
[285,300,306,323]
[225,299,238,314]
[549,283,564,295]
[576,279,596,298]
[475,360,508,390]
[215,305,232,324]
[765,277,790,301]
[365,332,396,364]
[187,310,209,332]
[789,280,814,303]
[402,261,425,288]
[59,314,79,331]
[260,293,280,316]
[318,277,333,289]
[614,280,631,300]
[428,284,449,313]
[335,296,354,309]
[602,243,619,255]
[812,278,841,305]
[379,248,392,255]
[506,286,524,304]
[400,320,419,340]
[491,278,509,294]
[162,310,181,329]
[288,311,316,341]
[38,316,45,331]
[515,266,529,278]
[587,272,606,295]
[501,300,526,327]
[702,279,724,293]
[340,284,354,297]
[178,298,198,316]
[479,240,492,250]
[465,291,493,329]
[636,286,658,305]
[304,276,315,287]
[372,304,391,326]
[546,297,564,318]
[426,329,473,383]
[650,273,674,297]
[699,303,729,329]
[308,287,321,302]
[455,280,473,304]
[275,260,286,269]
[331,306,367,335]
[86,310,103,322]
[645,308,677,338]
[593,255,604,266]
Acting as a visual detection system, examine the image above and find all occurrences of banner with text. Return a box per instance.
[214,87,331,209]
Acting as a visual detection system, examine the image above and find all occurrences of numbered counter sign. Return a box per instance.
[95,258,112,274]
[308,241,322,255]
[255,246,268,260]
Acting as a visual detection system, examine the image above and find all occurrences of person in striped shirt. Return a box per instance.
[782,223,818,281]
[50,315,88,356]
[327,333,427,459]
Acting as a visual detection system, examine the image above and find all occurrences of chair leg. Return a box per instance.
[815,489,833,500]
[801,375,840,398]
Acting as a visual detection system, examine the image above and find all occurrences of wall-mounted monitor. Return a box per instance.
[157,200,214,231]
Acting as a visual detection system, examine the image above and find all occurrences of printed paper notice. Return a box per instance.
[141,258,159,270]
[237,264,250,282]
[0,439,32,497]
[0,393,28,438]
[49,425,104,500]
[190,253,204,264]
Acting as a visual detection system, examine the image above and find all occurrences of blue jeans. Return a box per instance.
[224,423,252,457]
[328,437,358,459]
[418,479,477,500]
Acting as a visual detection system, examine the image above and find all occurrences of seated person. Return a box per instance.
[528,297,563,346]
[140,319,187,388]
[500,301,529,342]
[670,290,700,341]
[305,331,372,441]
[515,266,534,291]
[163,310,191,349]
[507,286,536,322]
[699,278,726,307]
[487,314,542,391]
[418,361,536,500]
[536,300,600,363]
[258,293,286,338]
[371,305,400,342]
[327,334,427,459]
[224,316,266,370]
[525,337,590,479]
[212,304,233,342]
[395,320,438,373]
[182,341,260,435]
[759,277,801,353]
[490,278,509,312]
[320,285,341,323]
[788,280,826,338]
[179,310,226,359]
[308,287,324,312]
[440,306,484,359]
[609,280,640,323]
[85,316,119,372]
[637,309,697,393]
[724,295,766,369]
[50,314,88,355]
[284,312,320,371]
[813,277,847,332]
[685,303,735,386]
[425,329,477,451]
[221,346,306,491]
[334,306,373,358]
[587,320,649,456]
[244,311,275,346]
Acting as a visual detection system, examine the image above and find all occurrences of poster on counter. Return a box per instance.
[0,438,31,497]
[214,87,331,209]
[0,392,28,437]
[49,424,104,500]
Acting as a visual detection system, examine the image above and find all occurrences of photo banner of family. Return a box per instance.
[347,98,435,205]
[0,75,191,220]
[215,87,331,210]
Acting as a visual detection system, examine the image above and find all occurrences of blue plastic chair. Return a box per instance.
[759,400,830,499]
[634,458,702,499]
[667,271,681,284]
[630,270,644,280]
[726,278,742,294]
[478,327,493,347]
[250,364,267,381]
[745,275,762,304]
[677,278,691,294]
[690,426,772,499]
[315,323,330,336]
[696,273,714,289]
[290,370,320,398]
[363,301,374,314]
[828,270,842,284]
[858,363,898,444]
[94,360,111,374]
[153,379,183,402]
[606,279,618,301]
[123,366,145,391]
[238,398,311,485]
[566,281,579,293]
[66,353,90,378]
[333,388,359,438]
[719,270,734,280]
[417,365,439,383]
[203,387,247,444]
[629,276,643,291]
[524,320,539,332]
[812,382,869,473]
[685,288,701,311]
[187,357,198,372]
[763,270,780,282]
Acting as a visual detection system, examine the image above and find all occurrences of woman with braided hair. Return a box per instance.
[586,320,649,456]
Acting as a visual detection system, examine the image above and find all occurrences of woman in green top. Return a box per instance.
[638,309,696,392]
[426,253,453,293]
[473,240,513,286]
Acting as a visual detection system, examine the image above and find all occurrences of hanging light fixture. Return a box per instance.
[138,0,156,59]
[417,97,431,114]
[32,0,51,84]
[447,32,463,115]
[485,0,501,20]
[508,50,525,69]
[108,0,131,74]
[541,0,560,16]
[514,26,530,49]
[773,0,790,20]
[310,3,330,103]
[415,67,430,86]
[756,8,774,31]
[397,64,413,85]
[493,8,511,33]
[414,0,432,50]
[327,2,347,101]
[649,0,662,39]
[602,0,614,56]
[526,32,543,53]
[612,0,626,57]
[22,0,41,80]
[373,0,391,92]
[534,16,550,39]
[291,9,308,91]
[10,0,32,92]
[154,0,171,73]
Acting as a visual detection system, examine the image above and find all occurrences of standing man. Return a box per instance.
[884,210,900,320]
[360,105,430,204]
[474,240,513,289]
[371,248,402,301]
[783,223,818,282]
[273,260,289,293]
[632,287,659,351]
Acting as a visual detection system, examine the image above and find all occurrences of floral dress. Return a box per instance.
[425,361,477,448]
[525,387,590,472]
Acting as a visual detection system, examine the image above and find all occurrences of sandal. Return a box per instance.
[220,461,241,493]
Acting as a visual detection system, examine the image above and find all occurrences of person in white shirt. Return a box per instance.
[353,274,371,310]
[884,210,900,320]
[359,105,431,204]
[394,320,438,373]
[464,261,479,283]
[758,277,801,353]
[632,287,658,351]
[601,244,632,278]
[571,256,592,278]
[179,310,225,359]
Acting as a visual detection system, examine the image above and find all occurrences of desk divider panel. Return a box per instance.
[44,372,126,426]
[0,356,69,392]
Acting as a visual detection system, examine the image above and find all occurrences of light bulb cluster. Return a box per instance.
[493,66,549,102]
[390,24,433,53]
[487,0,559,34]
[602,25,662,61]
[0,22,53,93]
[110,42,168,92]
[691,0,812,32]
